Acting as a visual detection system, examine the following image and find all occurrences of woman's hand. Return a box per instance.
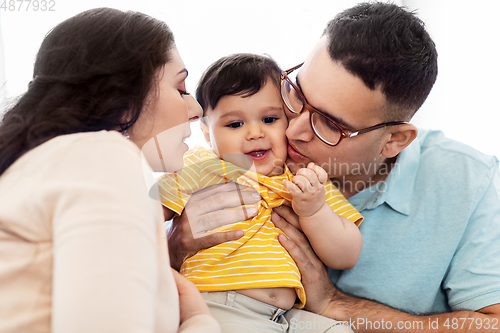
[272,205,339,316]
[167,182,260,269]
[171,269,211,322]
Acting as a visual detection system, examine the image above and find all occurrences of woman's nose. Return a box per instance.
[186,95,202,122]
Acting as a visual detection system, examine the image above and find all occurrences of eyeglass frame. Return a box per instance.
[280,62,409,146]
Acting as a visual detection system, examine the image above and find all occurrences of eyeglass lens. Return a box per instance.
[281,77,342,145]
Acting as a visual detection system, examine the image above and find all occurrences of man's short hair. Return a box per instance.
[196,53,282,120]
[324,2,438,120]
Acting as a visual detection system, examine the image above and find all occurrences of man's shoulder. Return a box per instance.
[416,129,498,172]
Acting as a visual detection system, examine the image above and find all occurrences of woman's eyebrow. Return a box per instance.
[296,76,355,130]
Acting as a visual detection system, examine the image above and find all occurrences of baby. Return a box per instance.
[158,53,362,332]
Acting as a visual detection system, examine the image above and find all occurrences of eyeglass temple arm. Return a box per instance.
[348,121,409,137]
[285,62,304,75]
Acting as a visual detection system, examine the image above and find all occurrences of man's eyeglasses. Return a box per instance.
[280,63,408,146]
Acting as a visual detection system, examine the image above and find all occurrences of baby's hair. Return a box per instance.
[196,53,281,121]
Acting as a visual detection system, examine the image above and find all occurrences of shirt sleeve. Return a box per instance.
[324,181,364,226]
[444,159,500,311]
[46,136,171,332]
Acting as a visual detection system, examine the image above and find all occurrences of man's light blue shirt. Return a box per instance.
[329,129,500,314]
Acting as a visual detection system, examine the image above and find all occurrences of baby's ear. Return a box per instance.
[200,119,212,148]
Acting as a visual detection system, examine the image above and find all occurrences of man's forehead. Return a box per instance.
[299,36,330,75]
[297,37,388,128]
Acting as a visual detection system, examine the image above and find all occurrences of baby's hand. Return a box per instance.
[283,163,328,217]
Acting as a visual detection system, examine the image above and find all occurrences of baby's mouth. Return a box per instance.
[246,150,269,160]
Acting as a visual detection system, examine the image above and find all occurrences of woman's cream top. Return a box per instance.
[0,130,219,333]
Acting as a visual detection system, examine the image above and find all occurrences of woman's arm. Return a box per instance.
[50,138,173,332]
[172,269,220,332]
[49,135,219,332]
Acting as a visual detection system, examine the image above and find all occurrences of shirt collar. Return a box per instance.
[349,135,421,216]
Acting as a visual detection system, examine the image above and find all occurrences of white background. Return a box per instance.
[1,0,499,158]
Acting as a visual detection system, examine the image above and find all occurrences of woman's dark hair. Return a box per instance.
[324,2,438,120]
[196,53,282,121]
[0,7,175,176]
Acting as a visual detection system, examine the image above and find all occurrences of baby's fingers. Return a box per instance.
[293,174,317,195]
[296,167,320,188]
[283,179,303,196]
[307,163,328,184]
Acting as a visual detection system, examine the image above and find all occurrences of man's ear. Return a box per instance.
[200,119,212,148]
[381,124,418,158]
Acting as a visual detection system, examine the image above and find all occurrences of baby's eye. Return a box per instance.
[178,89,190,96]
[263,117,278,124]
[226,121,243,129]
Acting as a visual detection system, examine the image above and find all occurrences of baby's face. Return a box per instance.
[202,81,288,176]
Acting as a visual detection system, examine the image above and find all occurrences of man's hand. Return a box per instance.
[272,205,340,317]
[167,182,260,269]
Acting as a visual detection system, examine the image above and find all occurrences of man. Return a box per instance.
[167,2,500,332]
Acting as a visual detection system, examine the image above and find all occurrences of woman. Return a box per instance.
[0,8,219,333]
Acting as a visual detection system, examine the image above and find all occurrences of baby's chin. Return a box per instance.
[221,153,285,176]
[220,153,252,169]
[255,160,285,177]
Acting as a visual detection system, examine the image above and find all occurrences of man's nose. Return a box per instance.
[285,111,314,142]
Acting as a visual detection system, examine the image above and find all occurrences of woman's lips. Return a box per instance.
[182,128,192,141]
[246,150,269,160]
[181,134,190,150]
